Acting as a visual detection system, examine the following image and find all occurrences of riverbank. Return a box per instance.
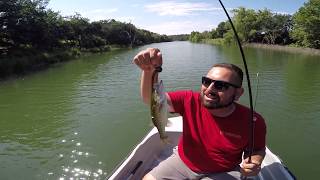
[244,43,320,56]
[200,39,320,56]
[0,46,116,80]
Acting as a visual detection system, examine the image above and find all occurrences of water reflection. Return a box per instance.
[0,52,126,179]
[0,42,319,179]
[46,131,107,179]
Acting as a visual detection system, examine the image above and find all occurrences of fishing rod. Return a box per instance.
[254,73,260,111]
[217,0,255,163]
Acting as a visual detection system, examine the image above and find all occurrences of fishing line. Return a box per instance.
[217,0,255,163]
[254,73,260,111]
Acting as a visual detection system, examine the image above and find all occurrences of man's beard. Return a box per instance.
[200,91,235,109]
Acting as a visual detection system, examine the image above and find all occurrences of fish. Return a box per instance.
[150,80,169,143]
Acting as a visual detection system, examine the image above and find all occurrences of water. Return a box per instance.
[0,41,319,179]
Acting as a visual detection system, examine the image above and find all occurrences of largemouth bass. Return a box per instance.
[151,80,169,143]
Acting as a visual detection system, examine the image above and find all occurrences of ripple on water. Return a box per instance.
[46,131,108,179]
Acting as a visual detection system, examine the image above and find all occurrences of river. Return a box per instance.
[0,41,319,179]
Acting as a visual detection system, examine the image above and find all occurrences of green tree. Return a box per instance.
[67,13,90,49]
[254,10,292,44]
[216,21,228,38]
[291,0,320,48]
[0,0,171,56]
[230,7,292,45]
[189,31,202,42]
[168,34,189,41]
[0,0,54,51]
[232,7,257,42]
[210,29,218,39]
[266,13,292,44]
[0,0,21,49]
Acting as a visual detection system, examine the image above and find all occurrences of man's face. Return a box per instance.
[200,67,241,109]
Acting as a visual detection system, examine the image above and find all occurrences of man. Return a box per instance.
[133,48,266,180]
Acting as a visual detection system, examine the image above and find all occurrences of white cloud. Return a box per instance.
[145,1,222,16]
[58,7,135,22]
[81,8,118,21]
[90,8,118,14]
[140,21,216,35]
[272,11,292,15]
[116,16,136,23]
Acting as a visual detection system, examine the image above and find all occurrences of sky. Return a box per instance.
[47,0,308,35]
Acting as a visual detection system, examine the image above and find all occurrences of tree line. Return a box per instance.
[189,0,320,49]
[0,0,172,55]
[1,0,318,78]
[0,0,174,77]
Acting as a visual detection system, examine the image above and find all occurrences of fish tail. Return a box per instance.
[160,136,171,145]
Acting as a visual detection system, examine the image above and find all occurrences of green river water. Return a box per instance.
[0,41,319,179]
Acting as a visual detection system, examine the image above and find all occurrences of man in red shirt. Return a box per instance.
[133,48,266,180]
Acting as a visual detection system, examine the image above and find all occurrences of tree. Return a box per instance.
[0,0,63,51]
[0,0,20,49]
[216,21,228,38]
[232,7,257,42]
[291,0,320,49]
[268,13,292,44]
[67,13,90,49]
[210,29,218,39]
[255,11,292,45]
[230,7,292,45]
[0,0,171,57]
[189,31,202,42]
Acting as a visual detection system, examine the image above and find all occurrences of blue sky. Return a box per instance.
[47,0,308,35]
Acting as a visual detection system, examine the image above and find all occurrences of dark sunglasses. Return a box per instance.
[202,76,240,91]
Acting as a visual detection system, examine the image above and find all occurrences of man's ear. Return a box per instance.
[234,87,244,101]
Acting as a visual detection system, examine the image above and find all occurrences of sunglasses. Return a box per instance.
[202,76,240,91]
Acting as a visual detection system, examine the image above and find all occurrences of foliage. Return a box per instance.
[189,31,202,42]
[201,38,224,45]
[169,34,189,41]
[0,0,57,50]
[232,7,257,42]
[189,30,216,43]
[0,0,172,57]
[231,7,292,45]
[189,7,298,47]
[291,0,320,49]
[0,0,173,77]
[216,22,229,38]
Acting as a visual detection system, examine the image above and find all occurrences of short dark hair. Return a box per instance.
[212,63,243,86]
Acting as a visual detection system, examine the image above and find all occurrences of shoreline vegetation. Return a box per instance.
[1,0,174,79]
[1,0,319,80]
[189,0,319,55]
[244,43,320,56]
[0,45,124,79]
[201,38,320,56]
[0,46,109,80]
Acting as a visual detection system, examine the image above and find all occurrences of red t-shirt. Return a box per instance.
[168,90,266,173]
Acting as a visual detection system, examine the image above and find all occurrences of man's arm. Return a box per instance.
[133,48,175,112]
[140,70,156,105]
[241,148,266,176]
[133,48,161,105]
